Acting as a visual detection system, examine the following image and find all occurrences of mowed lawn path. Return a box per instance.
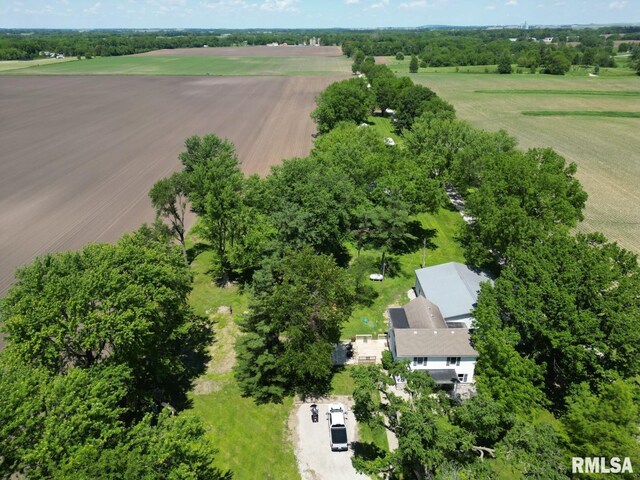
[0,75,343,294]
[411,73,640,254]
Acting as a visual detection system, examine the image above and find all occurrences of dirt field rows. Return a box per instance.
[0,75,339,294]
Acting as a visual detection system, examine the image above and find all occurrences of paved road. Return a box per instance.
[293,400,369,480]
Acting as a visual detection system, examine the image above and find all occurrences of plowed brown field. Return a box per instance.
[0,75,339,294]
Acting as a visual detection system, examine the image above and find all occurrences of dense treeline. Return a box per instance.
[2,26,638,68]
[342,27,640,71]
[0,29,344,60]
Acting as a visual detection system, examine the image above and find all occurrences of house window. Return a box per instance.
[413,357,428,366]
[457,373,468,383]
[446,357,461,366]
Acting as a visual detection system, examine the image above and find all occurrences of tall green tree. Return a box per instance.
[409,54,419,73]
[350,359,477,478]
[183,134,245,280]
[395,84,453,131]
[0,356,230,480]
[263,156,356,260]
[179,133,236,173]
[461,148,587,268]
[311,78,375,134]
[563,380,640,472]
[0,359,129,478]
[149,171,190,262]
[1,230,211,411]
[474,231,640,408]
[235,248,354,402]
[497,55,513,74]
[542,50,571,75]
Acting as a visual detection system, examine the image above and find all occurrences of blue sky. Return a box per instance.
[1,0,639,29]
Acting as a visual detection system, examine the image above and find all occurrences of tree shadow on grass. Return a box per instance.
[391,221,437,255]
[186,241,210,264]
[352,441,386,462]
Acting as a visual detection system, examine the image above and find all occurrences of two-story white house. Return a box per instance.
[387,262,491,391]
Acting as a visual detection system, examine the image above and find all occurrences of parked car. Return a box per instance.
[327,403,348,451]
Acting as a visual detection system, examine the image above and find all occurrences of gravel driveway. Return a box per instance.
[292,399,369,480]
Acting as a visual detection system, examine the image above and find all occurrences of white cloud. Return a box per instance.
[399,0,448,8]
[83,2,101,13]
[485,4,496,9]
[345,0,361,3]
[201,0,256,9]
[505,0,518,5]
[369,0,389,8]
[609,0,627,8]
[259,0,300,12]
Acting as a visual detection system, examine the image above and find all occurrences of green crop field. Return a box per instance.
[0,57,78,72]
[0,54,351,76]
[402,72,640,254]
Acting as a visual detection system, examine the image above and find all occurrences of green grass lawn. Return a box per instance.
[192,378,299,480]
[331,366,390,457]
[2,54,351,76]
[342,208,465,339]
[522,110,640,118]
[366,115,401,145]
[380,57,637,77]
[188,249,249,318]
[187,246,299,480]
[0,57,78,72]
[475,89,640,96]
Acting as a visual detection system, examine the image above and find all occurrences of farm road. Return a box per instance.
[0,75,340,294]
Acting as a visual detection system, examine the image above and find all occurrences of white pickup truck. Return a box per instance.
[327,403,349,451]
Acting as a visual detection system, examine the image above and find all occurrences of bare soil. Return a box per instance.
[0,75,339,294]
[136,46,343,57]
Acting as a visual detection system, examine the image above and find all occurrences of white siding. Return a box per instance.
[399,355,477,383]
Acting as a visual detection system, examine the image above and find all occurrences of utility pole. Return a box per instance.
[421,237,427,268]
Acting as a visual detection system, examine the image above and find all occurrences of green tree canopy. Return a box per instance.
[474,231,640,409]
[234,248,355,402]
[461,148,587,268]
[394,84,453,131]
[183,134,245,280]
[311,78,375,134]
[409,54,419,73]
[497,55,513,74]
[563,379,640,471]
[179,134,236,173]
[542,50,571,75]
[1,230,211,411]
[149,171,190,261]
[262,156,356,260]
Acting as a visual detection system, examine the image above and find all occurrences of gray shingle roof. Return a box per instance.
[402,296,447,329]
[394,328,478,357]
[415,262,492,319]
